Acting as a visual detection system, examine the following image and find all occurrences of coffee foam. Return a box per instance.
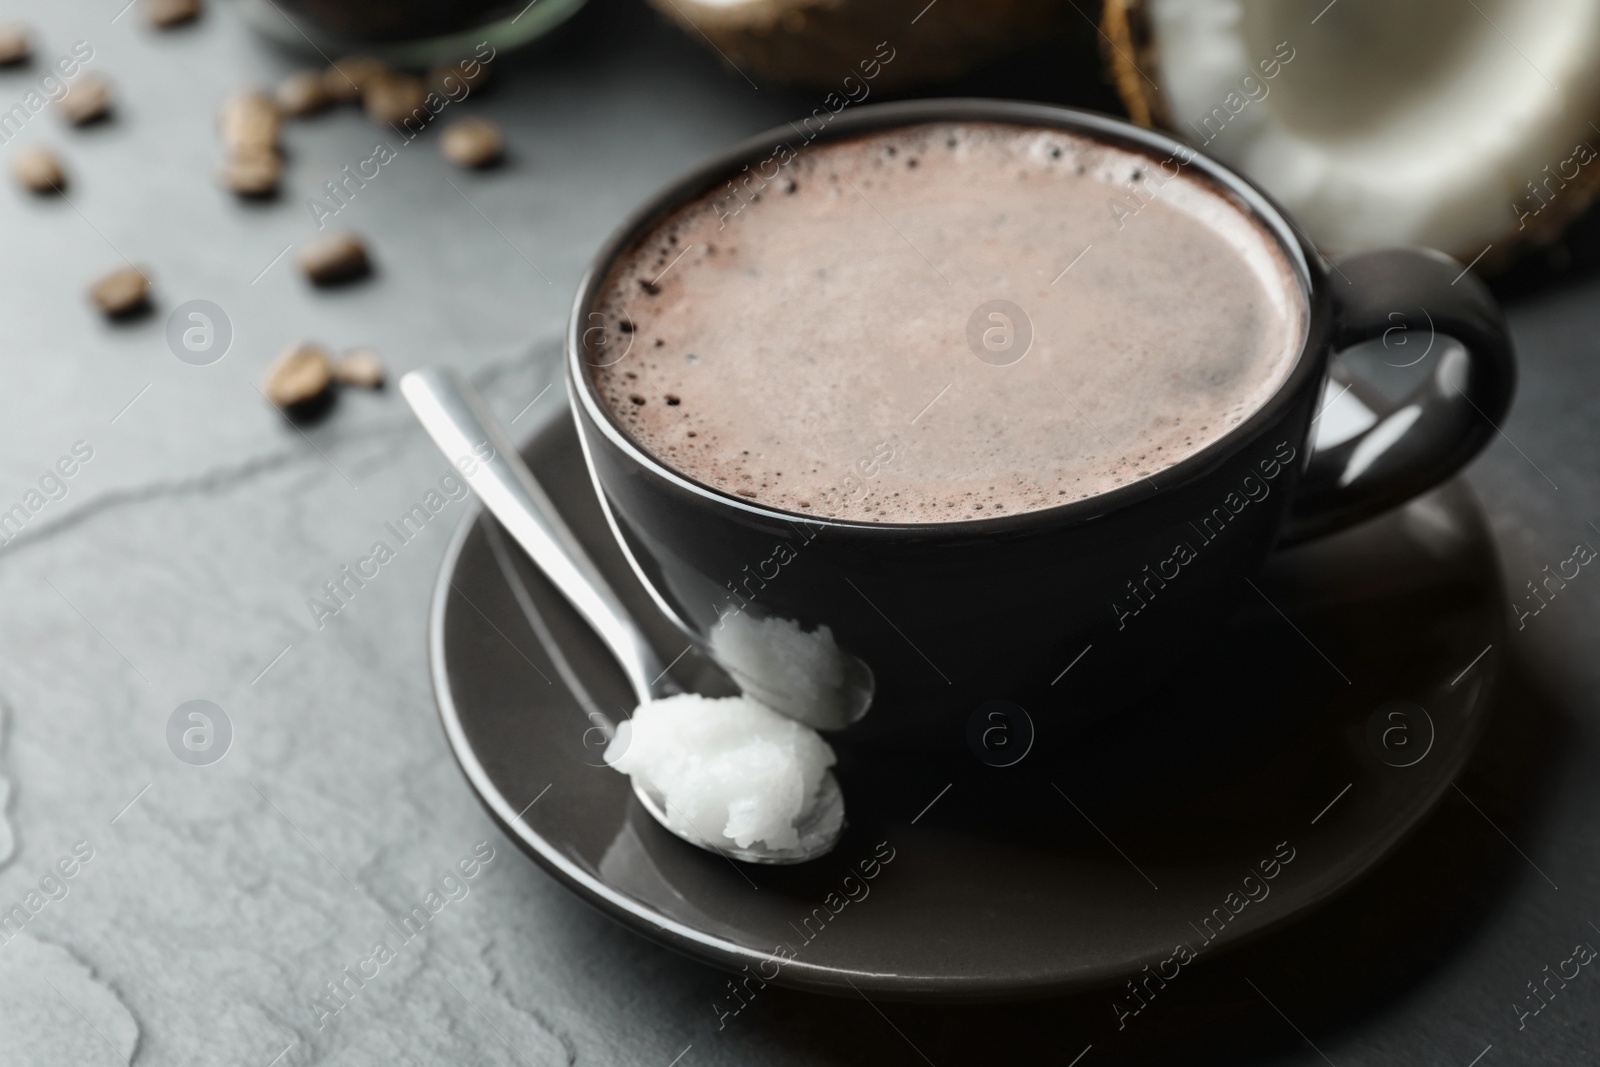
[589,122,1304,523]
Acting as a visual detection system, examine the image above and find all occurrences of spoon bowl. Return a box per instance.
[630,771,845,865]
[401,368,846,864]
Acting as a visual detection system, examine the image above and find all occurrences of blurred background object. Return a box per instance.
[235,0,589,66]
[639,0,1600,272]
[1101,0,1600,268]
[641,0,1091,91]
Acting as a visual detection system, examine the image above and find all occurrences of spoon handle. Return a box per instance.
[400,368,665,703]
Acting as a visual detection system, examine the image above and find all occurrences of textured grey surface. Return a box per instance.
[0,0,1596,1064]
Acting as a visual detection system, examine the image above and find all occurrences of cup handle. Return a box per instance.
[1280,248,1517,545]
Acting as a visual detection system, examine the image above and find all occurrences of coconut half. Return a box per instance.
[1102,0,1600,265]
[647,0,1073,91]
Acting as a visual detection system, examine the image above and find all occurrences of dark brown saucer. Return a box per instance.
[427,402,1503,1002]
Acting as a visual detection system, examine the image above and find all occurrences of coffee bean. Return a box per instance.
[276,69,330,116]
[218,90,281,196]
[0,24,29,66]
[219,90,280,155]
[323,56,387,103]
[60,76,112,126]
[427,57,491,96]
[332,347,385,388]
[89,266,150,317]
[440,117,502,168]
[297,232,370,285]
[146,0,201,28]
[362,72,427,128]
[263,342,333,408]
[13,147,65,193]
[219,147,281,197]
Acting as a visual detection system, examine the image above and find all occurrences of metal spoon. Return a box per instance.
[400,368,845,864]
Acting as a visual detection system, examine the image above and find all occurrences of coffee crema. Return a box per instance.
[589,122,1304,523]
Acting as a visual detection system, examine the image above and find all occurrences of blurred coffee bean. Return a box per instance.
[60,76,112,125]
[323,55,387,103]
[440,117,503,168]
[264,342,333,408]
[0,24,30,66]
[147,0,201,28]
[362,72,427,128]
[89,266,150,317]
[333,348,385,388]
[298,232,370,285]
[219,89,280,154]
[220,147,281,197]
[13,146,65,193]
[276,69,330,116]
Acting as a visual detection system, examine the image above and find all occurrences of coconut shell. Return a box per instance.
[1100,0,1600,271]
[1489,159,1600,271]
[646,0,1074,91]
[1098,0,1167,129]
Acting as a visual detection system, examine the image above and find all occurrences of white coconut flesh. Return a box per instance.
[1143,0,1600,259]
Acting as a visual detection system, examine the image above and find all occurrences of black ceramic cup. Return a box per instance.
[565,99,1515,751]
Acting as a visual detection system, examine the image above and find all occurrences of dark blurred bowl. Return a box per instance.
[236,0,589,66]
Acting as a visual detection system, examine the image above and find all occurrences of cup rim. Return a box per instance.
[566,98,1331,535]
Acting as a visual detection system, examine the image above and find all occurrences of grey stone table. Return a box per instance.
[0,0,1596,1063]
